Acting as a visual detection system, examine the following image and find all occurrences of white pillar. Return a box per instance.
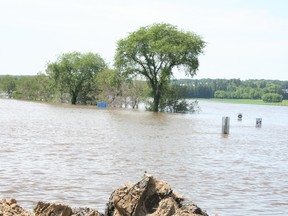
[256,118,262,127]
[222,116,230,134]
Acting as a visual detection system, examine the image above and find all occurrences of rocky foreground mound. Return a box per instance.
[0,174,209,216]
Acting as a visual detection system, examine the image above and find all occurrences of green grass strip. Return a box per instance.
[199,99,288,106]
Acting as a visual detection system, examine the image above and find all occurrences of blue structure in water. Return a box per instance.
[97,102,107,108]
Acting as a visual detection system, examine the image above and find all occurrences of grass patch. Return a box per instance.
[199,99,288,106]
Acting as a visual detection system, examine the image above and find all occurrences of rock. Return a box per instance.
[0,198,32,216]
[34,201,72,216]
[1,174,209,216]
[72,207,103,216]
[33,202,103,216]
[6,199,17,206]
[10,204,17,209]
[105,174,209,216]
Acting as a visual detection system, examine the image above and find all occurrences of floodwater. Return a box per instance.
[0,98,288,215]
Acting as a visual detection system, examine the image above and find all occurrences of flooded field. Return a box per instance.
[0,99,287,215]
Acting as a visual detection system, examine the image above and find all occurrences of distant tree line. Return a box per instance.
[1,75,287,104]
[173,78,288,102]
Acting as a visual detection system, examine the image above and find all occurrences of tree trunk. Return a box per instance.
[71,91,78,104]
[152,90,161,112]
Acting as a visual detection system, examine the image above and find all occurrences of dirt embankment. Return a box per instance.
[0,174,209,216]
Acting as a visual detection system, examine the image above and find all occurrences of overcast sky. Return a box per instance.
[1,0,287,80]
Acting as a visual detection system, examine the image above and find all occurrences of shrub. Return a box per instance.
[214,90,227,99]
[262,93,283,103]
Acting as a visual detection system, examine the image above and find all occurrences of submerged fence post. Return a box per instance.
[222,116,230,134]
[238,113,242,121]
[256,118,262,128]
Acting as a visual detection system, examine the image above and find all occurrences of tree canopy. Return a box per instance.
[114,23,206,112]
[46,52,107,104]
[0,75,16,98]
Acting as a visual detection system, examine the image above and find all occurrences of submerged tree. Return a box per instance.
[95,69,123,106]
[13,74,52,101]
[114,23,205,112]
[46,52,107,104]
[95,69,148,108]
[0,75,16,98]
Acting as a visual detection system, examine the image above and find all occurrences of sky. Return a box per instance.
[1,0,288,80]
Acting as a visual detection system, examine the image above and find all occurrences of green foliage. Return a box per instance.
[202,98,288,106]
[151,84,200,113]
[95,69,123,106]
[175,78,288,100]
[96,69,119,96]
[0,74,51,101]
[3,70,288,109]
[12,74,52,101]
[262,93,283,103]
[214,90,227,99]
[263,83,282,94]
[125,79,149,109]
[114,23,205,112]
[95,70,148,108]
[46,52,107,104]
[0,75,16,98]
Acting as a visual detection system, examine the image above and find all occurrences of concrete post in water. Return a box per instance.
[238,113,242,121]
[222,116,230,134]
[256,118,262,127]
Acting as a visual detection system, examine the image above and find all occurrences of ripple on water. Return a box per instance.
[0,99,288,215]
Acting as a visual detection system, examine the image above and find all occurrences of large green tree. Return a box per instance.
[46,52,107,104]
[114,23,205,112]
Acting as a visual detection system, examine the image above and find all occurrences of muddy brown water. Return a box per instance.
[0,98,288,215]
